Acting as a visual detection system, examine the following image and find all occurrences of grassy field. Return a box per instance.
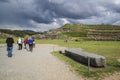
[0,39,6,43]
[36,39,120,79]
[0,38,18,44]
[36,39,120,65]
[1,39,120,79]
[36,40,120,61]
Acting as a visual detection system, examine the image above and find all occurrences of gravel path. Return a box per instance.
[101,72,120,80]
[1,44,120,80]
[0,44,85,80]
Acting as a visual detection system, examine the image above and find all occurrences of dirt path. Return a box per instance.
[101,72,120,80]
[0,44,85,80]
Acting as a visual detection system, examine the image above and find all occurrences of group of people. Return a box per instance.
[17,37,35,50]
[6,35,35,57]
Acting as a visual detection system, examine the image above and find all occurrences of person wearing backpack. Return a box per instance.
[17,37,23,50]
[28,37,34,52]
[24,37,28,49]
[6,35,14,57]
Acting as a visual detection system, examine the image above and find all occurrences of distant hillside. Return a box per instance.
[59,24,120,41]
[0,32,10,39]
[0,29,39,38]
[43,24,120,41]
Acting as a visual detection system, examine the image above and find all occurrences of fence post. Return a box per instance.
[88,57,91,71]
[53,45,55,52]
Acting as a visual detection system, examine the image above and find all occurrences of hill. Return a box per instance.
[0,29,39,38]
[42,24,120,41]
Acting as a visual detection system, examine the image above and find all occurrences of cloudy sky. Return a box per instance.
[0,0,120,31]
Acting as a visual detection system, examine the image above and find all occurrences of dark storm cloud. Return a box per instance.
[0,0,120,31]
[0,0,9,2]
[35,0,102,19]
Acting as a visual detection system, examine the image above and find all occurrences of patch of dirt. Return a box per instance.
[118,59,120,62]
[99,72,120,80]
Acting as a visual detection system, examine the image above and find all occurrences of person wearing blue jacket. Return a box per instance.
[28,37,34,52]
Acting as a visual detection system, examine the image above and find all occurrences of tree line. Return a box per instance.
[0,29,39,37]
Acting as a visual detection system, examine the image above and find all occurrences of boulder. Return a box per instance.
[65,48,106,67]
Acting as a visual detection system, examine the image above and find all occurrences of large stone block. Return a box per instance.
[65,48,106,67]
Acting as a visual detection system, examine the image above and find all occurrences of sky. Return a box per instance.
[0,0,120,31]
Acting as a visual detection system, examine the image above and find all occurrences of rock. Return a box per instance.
[59,50,65,55]
[65,48,106,67]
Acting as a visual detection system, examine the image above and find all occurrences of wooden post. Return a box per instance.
[88,57,91,71]
[53,46,55,51]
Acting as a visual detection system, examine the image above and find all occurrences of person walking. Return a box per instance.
[6,35,14,57]
[28,37,34,52]
[17,37,23,50]
[33,37,35,48]
[24,38,28,49]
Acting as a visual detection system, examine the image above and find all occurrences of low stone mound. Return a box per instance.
[64,48,106,67]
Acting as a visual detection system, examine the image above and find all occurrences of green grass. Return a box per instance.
[90,30,120,33]
[36,39,120,64]
[0,39,6,43]
[35,39,120,79]
[0,38,18,44]
[63,31,87,37]
[52,51,120,80]
[36,40,120,58]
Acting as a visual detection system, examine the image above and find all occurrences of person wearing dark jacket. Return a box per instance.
[6,35,14,57]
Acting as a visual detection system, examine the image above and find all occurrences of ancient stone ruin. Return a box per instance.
[64,48,106,67]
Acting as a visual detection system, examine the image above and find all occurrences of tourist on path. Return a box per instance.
[6,35,14,57]
[24,38,28,49]
[28,37,34,52]
[17,37,23,50]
